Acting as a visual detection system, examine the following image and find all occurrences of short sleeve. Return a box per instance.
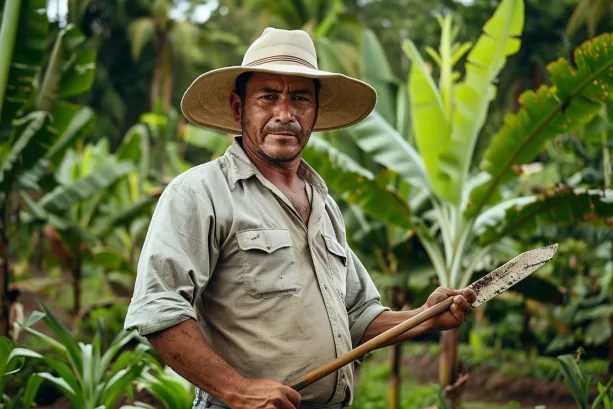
[344,245,390,348]
[124,182,218,336]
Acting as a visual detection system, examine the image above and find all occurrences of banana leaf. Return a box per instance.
[477,187,613,245]
[362,28,397,125]
[303,135,412,229]
[442,0,523,205]
[0,111,53,192]
[468,31,613,218]
[341,110,430,190]
[36,24,96,112]
[38,161,136,214]
[0,0,48,124]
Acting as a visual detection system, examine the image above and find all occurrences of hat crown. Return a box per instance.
[241,27,318,70]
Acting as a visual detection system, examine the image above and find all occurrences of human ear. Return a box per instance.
[230,92,242,125]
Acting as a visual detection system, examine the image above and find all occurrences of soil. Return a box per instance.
[400,354,589,409]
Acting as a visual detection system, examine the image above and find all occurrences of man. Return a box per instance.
[124,27,476,409]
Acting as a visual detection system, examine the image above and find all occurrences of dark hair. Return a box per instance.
[234,71,321,105]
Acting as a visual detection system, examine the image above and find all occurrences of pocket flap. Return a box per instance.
[236,229,292,254]
[323,235,347,265]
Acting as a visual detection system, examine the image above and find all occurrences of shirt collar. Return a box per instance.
[224,136,328,196]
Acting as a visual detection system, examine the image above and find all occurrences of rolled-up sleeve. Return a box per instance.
[124,181,218,336]
[344,245,390,348]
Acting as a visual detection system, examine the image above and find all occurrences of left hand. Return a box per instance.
[423,287,477,331]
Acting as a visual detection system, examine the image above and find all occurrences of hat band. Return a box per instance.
[245,55,316,70]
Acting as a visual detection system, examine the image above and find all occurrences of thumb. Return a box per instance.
[427,287,452,306]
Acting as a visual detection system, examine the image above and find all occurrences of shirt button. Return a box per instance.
[341,373,345,379]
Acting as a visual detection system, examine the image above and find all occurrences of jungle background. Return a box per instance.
[1,0,613,408]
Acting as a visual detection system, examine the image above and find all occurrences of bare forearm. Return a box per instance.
[359,308,432,347]
[146,319,245,404]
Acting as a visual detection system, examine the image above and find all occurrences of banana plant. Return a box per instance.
[18,134,166,314]
[127,0,204,111]
[0,0,96,336]
[318,0,613,404]
[16,300,152,409]
[0,336,43,409]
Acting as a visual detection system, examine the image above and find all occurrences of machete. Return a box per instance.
[286,243,559,391]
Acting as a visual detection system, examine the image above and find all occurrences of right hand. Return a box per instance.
[231,378,302,409]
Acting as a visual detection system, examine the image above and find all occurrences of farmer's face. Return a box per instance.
[231,72,317,164]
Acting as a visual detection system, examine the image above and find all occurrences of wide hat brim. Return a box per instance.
[180,63,378,134]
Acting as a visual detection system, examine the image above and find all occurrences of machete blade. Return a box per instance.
[468,243,559,308]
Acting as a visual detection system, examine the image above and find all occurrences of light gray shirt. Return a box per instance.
[124,136,389,405]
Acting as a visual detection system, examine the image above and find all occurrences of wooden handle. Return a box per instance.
[286,296,455,391]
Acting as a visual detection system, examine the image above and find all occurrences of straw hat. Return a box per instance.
[180,27,377,134]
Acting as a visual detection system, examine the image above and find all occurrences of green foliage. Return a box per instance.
[468,31,613,217]
[129,364,195,409]
[0,0,48,124]
[303,135,413,229]
[404,0,524,205]
[476,187,613,245]
[16,300,152,409]
[0,336,43,409]
[558,348,613,409]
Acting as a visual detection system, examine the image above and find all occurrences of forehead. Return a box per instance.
[247,72,315,92]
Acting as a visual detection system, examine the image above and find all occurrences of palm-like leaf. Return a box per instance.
[127,18,155,61]
[38,161,136,214]
[468,32,613,218]
[0,0,48,124]
[403,0,523,205]
[477,187,613,245]
[304,135,412,229]
[36,25,96,111]
[0,111,52,192]
[340,110,429,190]
[362,28,398,125]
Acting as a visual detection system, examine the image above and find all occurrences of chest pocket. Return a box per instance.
[323,234,348,299]
[236,228,303,298]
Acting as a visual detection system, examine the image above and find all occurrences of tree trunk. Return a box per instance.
[161,42,173,112]
[389,342,401,409]
[609,316,613,377]
[72,250,82,316]
[0,203,10,337]
[150,34,164,112]
[439,327,461,407]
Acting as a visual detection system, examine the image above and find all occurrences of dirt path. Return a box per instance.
[402,354,586,409]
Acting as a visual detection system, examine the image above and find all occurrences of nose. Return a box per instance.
[273,95,296,124]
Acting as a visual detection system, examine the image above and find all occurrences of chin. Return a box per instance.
[261,146,302,163]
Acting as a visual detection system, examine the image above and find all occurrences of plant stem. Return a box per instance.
[0,199,10,337]
[0,0,23,120]
[603,131,611,189]
[448,221,471,288]
[432,199,453,268]
[389,343,401,409]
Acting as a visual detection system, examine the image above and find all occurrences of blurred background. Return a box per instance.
[1,0,613,408]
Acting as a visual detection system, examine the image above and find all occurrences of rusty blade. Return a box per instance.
[467,243,559,308]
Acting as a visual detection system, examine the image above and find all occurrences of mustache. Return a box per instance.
[263,122,303,137]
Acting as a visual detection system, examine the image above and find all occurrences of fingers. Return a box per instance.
[462,288,477,304]
[284,387,301,408]
[449,302,464,322]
